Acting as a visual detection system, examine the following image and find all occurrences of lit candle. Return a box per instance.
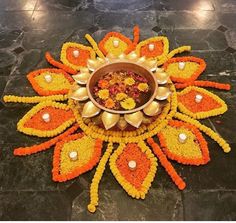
[69,151,78,161]
[148,43,155,51]
[113,40,119,48]
[128,160,137,170]
[178,133,187,143]
[73,50,80,58]
[178,62,185,70]
[195,94,203,103]
[42,113,50,123]
[44,74,52,83]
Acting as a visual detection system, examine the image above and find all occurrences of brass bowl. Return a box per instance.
[87,62,158,114]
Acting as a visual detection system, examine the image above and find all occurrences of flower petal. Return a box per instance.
[163,56,206,83]
[17,101,75,137]
[177,86,227,119]
[135,37,169,59]
[60,42,96,71]
[27,68,74,96]
[158,120,210,165]
[98,32,135,56]
[109,142,157,199]
[52,134,103,182]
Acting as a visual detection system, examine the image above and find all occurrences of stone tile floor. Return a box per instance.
[0,0,236,220]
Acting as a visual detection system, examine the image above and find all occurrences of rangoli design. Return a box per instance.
[3,26,231,213]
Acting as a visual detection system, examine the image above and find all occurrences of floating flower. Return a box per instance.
[116,92,128,101]
[105,98,115,109]
[124,77,135,86]
[120,97,136,110]
[98,80,109,89]
[138,83,149,92]
[97,89,109,100]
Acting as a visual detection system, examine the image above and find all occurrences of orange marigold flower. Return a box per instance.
[98,80,109,89]
[105,98,115,109]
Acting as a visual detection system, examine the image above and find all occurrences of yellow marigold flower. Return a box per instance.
[138,83,149,92]
[120,97,136,110]
[98,89,109,100]
[124,77,135,86]
[116,93,128,101]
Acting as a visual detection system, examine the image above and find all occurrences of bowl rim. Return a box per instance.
[86,61,158,114]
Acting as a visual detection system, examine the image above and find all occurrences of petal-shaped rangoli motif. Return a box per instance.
[61,42,96,71]
[158,120,210,165]
[110,142,157,199]
[17,101,75,137]
[98,32,135,56]
[163,56,206,83]
[27,68,74,96]
[177,86,227,119]
[52,134,102,182]
[135,36,169,59]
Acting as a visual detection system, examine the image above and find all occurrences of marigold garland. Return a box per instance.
[17,101,75,137]
[88,142,114,213]
[177,86,227,119]
[14,124,80,156]
[3,94,68,103]
[147,138,186,190]
[85,34,105,59]
[174,80,231,91]
[158,120,210,165]
[156,46,191,66]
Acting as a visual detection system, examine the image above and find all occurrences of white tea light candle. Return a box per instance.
[113,40,119,48]
[195,94,203,103]
[69,151,78,161]
[178,133,187,143]
[128,160,137,170]
[42,113,50,123]
[178,62,186,70]
[44,74,52,83]
[73,50,80,58]
[148,43,155,51]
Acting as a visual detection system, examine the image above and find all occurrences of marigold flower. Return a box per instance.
[116,93,128,101]
[138,83,149,92]
[98,89,109,100]
[98,80,109,89]
[120,97,136,110]
[124,77,135,86]
[105,98,115,109]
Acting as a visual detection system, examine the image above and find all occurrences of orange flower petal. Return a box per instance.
[17,101,75,137]
[158,120,210,165]
[135,36,169,59]
[177,86,227,119]
[52,134,103,182]
[61,42,96,71]
[110,142,157,198]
